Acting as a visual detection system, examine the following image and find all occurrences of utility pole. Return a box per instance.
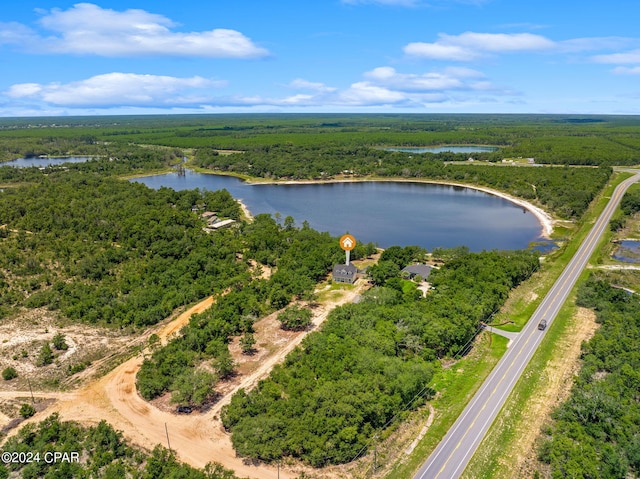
[27,378,35,404]
[165,422,171,452]
[373,433,378,474]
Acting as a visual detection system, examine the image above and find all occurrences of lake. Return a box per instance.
[132,170,543,251]
[382,146,499,154]
[3,156,93,168]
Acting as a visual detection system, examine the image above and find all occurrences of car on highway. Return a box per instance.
[537,319,547,330]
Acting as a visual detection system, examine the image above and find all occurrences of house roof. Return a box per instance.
[402,264,432,278]
[333,263,357,277]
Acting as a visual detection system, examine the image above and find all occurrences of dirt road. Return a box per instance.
[4,281,369,479]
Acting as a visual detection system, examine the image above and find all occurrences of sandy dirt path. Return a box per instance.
[4,281,369,479]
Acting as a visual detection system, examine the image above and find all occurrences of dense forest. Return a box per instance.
[537,277,640,478]
[2,114,640,168]
[0,175,245,324]
[221,249,539,467]
[0,413,237,479]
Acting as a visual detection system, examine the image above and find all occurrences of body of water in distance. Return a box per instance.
[381,146,499,154]
[4,156,93,167]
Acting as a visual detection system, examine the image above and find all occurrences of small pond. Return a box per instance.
[612,240,640,263]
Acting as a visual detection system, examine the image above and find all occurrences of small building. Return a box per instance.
[209,219,236,229]
[401,264,432,281]
[201,211,217,219]
[332,264,358,284]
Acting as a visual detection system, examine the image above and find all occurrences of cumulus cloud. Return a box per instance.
[362,66,491,92]
[238,66,506,109]
[612,66,640,75]
[4,3,268,58]
[5,72,225,107]
[288,79,337,92]
[593,49,640,64]
[405,32,555,61]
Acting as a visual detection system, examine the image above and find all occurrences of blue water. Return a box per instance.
[382,146,499,154]
[612,240,640,263]
[132,170,543,251]
[4,156,93,168]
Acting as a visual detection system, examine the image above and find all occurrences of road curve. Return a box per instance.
[414,172,640,479]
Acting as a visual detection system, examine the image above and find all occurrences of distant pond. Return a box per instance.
[132,170,543,251]
[381,145,499,154]
[4,156,92,168]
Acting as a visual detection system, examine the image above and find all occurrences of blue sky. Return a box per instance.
[1,0,640,116]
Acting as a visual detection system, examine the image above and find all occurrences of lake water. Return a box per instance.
[382,146,499,154]
[3,156,92,168]
[132,170,543,251]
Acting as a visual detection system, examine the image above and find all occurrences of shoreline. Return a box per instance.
[236,197,253,221]
[229,174,554,238]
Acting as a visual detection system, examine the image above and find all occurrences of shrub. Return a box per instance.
[52,332,68,350]
[19,403,36,418]
[277,305,312,331]
[2,367,18,380]
[37,343,54,366]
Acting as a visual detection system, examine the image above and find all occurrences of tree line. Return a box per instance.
[0,174,245,325]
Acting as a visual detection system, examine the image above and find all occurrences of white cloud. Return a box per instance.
[405,32,555,61]
[288,79,337,92]
[612,66,640,75]
[362,66,492,92]
[338,82,410,106]
[6,3,268,58]
[5,72,225,107]
[593,49,640,64]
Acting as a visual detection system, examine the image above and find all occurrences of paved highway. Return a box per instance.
[414,172,640,479]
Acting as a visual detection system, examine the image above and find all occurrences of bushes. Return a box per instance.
[2,367,17,380]
[277,305,312,331]
[19,403,35,418]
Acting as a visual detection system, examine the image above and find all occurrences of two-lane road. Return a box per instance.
[415,172,640,479]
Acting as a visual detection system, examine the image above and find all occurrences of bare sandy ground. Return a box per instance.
[3,281,369,479]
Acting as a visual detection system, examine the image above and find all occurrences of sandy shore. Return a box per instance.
[235,176,554,238]
[236,197,253,221]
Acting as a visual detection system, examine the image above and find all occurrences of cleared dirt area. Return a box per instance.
[0,308,133,392]
[2,277,371,479]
